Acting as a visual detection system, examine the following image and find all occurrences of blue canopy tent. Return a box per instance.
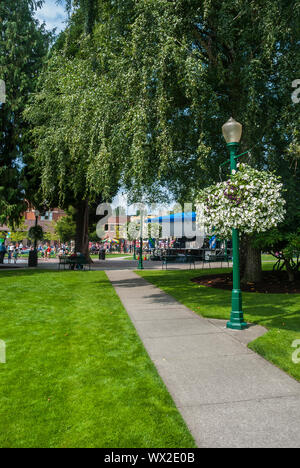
[147,212,196,224]
[147,212,199,245]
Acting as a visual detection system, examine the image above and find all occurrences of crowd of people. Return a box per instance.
[0,240,138,265]
[89,242,133,254]
[0,242,66,264]
[0,242,24,264]
[38,244,60,259]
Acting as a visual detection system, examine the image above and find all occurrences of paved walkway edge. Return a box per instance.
[106,270,300,448]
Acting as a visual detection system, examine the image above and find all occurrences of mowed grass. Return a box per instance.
[137,266,300,382]
[261,254,276,263]
[0,270,196,448]
[92,253,133,259]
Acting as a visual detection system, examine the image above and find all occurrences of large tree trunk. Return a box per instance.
[75,199,91,261]
[285,261,295,282]
[241,235,262,283]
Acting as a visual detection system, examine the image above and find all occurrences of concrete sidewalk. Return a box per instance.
[107,270,300,448]
[35,258,231,271]
[8,257,231,271]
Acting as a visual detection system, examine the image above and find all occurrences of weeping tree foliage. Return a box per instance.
[92,0,300,281]
[0,0,50,226]
[54,206,76,243]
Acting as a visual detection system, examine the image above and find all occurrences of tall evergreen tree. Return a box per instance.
[25,0,121,256]
[0,0,50,226]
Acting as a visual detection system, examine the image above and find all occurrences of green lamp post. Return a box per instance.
[34,210,40,251]
[138,211,144,270]
[133,240,137,260]
[222,117,248,330]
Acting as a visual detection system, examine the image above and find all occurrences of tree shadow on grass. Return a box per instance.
[242,294,300,332]
[0,269,103,279]
[0,269,56,278]
[90,269,300,334]
[134,270,300,334]
[92,277,181,306]
[190,288,300,333]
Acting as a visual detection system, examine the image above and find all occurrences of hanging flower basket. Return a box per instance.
[196,164,286,239]
[28,225,44,241]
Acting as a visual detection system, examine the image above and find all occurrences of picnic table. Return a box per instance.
[162,255,197,270]
[58,255,91,271]
[201,249,232,268]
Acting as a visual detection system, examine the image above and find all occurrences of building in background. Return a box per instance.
[102,215,132,241]
[24,207,66,233]
[0,207,66,244]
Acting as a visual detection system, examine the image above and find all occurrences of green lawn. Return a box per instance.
[137,267,300,383]
[261,254,298,263]
[0,270,195,448]
[261,254,276,263]
[91,253,133,260]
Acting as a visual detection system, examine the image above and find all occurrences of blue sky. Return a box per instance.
[35,0,67,33]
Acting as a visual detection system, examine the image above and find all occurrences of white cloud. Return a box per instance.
[35,0,67,33]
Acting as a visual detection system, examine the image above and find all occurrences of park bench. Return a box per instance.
[204,253,231,269]
[58,255,91,271]
[150,254,162,261]
[162,255,196,270]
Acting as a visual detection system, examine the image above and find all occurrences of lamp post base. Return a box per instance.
[138,237,144,269]
[227,319,248,330]
[227,308,248,329]
[138,257,144,270]
[28,250,38,268]
[227,288,248,330]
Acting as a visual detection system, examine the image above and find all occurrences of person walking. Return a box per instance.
[8,244,13,263]
[13,247,19,264]
[0,242,7,264]
[43,245,47,259]
[46,245,51,260]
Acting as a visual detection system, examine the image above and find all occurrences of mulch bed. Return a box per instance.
[191,270,300,294]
